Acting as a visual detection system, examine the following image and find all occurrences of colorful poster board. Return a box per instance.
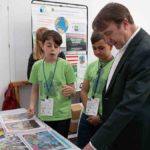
[31,0,88,91]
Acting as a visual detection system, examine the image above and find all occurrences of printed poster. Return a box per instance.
[0,108,45,134]
[31,1,88,91]
[19,128,80,150]
[0,135,29,150]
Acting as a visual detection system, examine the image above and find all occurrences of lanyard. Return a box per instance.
[92,57,114,99]
[43,59,58,98]
[92,64,103,99]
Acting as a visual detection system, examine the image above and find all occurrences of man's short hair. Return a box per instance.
[92,2,134,31]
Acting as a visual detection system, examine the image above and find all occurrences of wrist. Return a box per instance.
[29,103,35,109]
[71,89,76,96]
[97,114,103,123]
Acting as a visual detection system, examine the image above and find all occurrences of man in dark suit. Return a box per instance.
[83,2,150,150]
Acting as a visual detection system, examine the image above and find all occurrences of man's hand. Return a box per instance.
[83,143,94,150]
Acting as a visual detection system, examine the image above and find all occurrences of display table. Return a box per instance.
[0,108,80,150]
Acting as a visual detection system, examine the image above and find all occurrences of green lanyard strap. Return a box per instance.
[43,59,58,98]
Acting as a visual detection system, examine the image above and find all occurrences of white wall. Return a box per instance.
[0,0,150,109]
[0,0,10,108]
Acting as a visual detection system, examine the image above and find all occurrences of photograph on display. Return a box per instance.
[66,33,86,51]
[1,112,29,123]
[0,108,45,134]
[5,119,40,132]
[0,123,5,140]
[0,135,29,150]
[0,108,28,122]
[21,129,70,150]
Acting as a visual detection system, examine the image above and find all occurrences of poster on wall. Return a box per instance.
[66,54,87,91]
[31,0,88,90]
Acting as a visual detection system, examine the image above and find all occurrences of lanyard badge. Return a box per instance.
[86,97,99,116]
[40,98,54,116]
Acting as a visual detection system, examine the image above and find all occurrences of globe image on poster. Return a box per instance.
[55,17,69,33]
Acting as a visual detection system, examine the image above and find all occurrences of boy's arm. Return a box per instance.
[80,80,90,108]
[28,84,38,117]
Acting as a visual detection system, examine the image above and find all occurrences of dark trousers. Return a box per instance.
[44,119,71,138]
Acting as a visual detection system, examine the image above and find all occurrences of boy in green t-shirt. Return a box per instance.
[28,30,76,138]
[77,32,114,148]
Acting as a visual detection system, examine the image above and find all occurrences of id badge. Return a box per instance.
[40,98,54,116]
[85,97,99,116]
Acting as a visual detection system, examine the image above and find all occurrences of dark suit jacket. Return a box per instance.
[91,29,150,150]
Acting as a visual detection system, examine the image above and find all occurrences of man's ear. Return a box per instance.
[123,18,129,30]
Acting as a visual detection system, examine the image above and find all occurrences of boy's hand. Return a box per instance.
[62,85,75,97]
[27,106,34,118]
[87,115,102,126]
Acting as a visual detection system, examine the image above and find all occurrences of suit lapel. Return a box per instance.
[106,29,145,94]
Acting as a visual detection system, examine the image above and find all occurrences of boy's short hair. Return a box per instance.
[42,30,62,46]
[91,32,103,44]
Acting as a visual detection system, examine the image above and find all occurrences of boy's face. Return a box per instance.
[92,39,112,61]
[42,39,60,62]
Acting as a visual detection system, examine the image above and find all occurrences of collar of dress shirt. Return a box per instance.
[89,141,97,150]
[105,27,141,91]
[119,26,141,52]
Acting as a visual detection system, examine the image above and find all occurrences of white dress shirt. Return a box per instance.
[106,27,140,91]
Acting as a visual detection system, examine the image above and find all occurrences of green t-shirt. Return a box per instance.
[84,59,114,114]
[29,58,76,121]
